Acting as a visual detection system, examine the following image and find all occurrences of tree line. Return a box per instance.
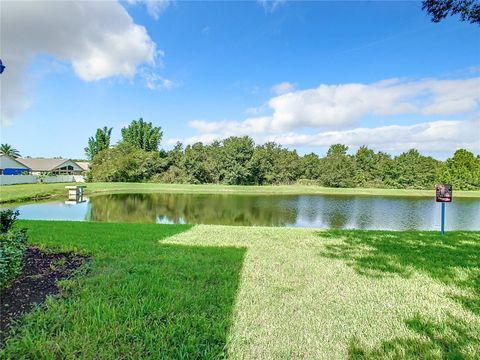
[86,119,480,190]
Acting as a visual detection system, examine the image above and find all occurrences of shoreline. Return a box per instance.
[1,182,480,204]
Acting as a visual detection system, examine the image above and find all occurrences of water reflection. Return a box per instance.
[6,193,480,230]
[88,193,299,226]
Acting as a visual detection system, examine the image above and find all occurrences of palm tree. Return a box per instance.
[0,144,21,158]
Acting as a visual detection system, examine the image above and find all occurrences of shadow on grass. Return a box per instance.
[319,230,480,359]
[2,222,246,359]
[134,244,247,359]
[319,230,480,315]
[349,313,479,359]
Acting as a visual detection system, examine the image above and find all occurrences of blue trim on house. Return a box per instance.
[2,168,30,175]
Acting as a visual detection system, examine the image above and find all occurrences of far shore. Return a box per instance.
[1,182,480,204]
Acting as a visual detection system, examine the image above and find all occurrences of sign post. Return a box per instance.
[441,202,445,235]
[435,184,452,235]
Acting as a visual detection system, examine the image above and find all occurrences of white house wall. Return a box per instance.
[0,175,85,185]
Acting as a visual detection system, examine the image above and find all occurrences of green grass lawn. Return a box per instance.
[1,182,480,203]
[2,221,479,359]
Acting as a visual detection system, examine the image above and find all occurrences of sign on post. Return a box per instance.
[435,184,452,235]
[436,184,452,203]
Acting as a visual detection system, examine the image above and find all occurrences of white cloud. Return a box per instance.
[166,138,182,145]
[267,77,480,131]
[189,117,273,135]
[141,70,181,90]
[180,75,480,154]
[177,119,480,154]
[127,0,171,20]
[178,133,224,146]
[269,119,480,153]
[246,107,261,115]
[0,0,158,125]
[257,0,287,12]
[271,81,296,95]
[246,102,269,115]
[188,77,480,134]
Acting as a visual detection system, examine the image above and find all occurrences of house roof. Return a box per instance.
[0,154,31,169]
[76,161,90,171]
[17,158,80,171]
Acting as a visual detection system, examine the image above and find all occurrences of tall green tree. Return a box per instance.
[152,142,187,184]
[221,136,256,185]
[438,149,480,190]
[319,144,356,188]
[386,149,440,189]
[121,118,162,151]
[184,143,212,184]
[354,146,377,187]
[299,153,322,181]
[204,140,224,184]
[252,142,300,184]
[354,146,392,187]
[0,144,21,158]
[84,126,112,160]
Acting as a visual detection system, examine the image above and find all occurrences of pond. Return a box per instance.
[6,193,480,230]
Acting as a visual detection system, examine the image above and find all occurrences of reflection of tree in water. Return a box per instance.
[86,194,474,230]
[88,193,299,226]
[397,199,427,230]
[84,200,93,222]
[319,196,355,229]
[89,194,159,223]
[447,199,480,230]
[349,197,374,230]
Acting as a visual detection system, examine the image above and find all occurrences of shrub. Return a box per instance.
[151,166,186,184]
[1,209,19,233]
[0,209,28,290]
[88,142,162,182]
[296,179,321,186]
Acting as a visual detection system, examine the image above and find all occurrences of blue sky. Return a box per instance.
[1,0,479,159]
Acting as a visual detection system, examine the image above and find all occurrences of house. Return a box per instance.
[0,154,31,175]
[17,158,84,175]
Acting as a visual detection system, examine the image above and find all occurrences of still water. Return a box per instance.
[7,193,480,230]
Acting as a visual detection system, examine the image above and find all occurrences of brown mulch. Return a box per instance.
[0,247,88,346]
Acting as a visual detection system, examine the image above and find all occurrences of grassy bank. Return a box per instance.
[1,182,480,203]
[2,221,479,359]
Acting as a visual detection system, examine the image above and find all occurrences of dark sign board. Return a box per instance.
[436,184,452,203]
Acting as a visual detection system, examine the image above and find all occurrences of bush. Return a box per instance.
[1,209,19,233]
[88,142,162,182]
[296,179,321,186]
[151,165,186,184]
[0,209,28,290]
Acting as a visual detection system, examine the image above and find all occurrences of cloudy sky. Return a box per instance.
[1,0,479,159]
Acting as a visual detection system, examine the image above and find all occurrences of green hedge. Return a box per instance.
[0,229,28,290]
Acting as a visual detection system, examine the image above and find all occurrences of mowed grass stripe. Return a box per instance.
[2,221,480,359]
[164,225,480,359]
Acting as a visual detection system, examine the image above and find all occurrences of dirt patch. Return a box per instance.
[0,246,88,346]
